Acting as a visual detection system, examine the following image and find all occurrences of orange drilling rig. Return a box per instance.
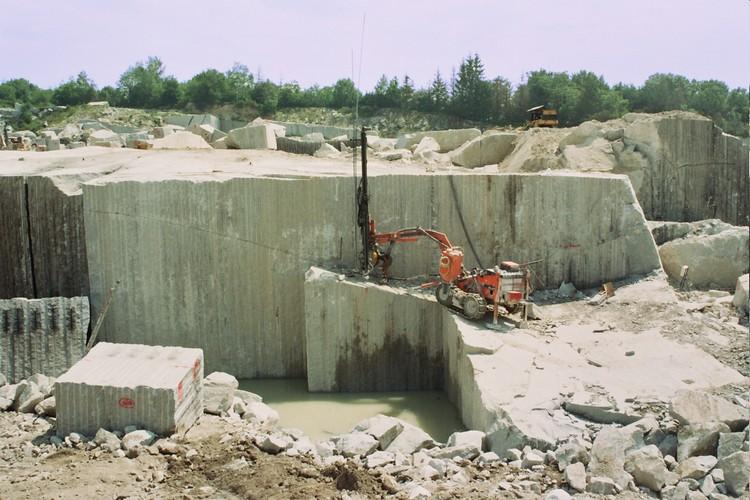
[356,128,530,321]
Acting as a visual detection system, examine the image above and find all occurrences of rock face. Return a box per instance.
[450,132,517,168]
[226,124,278,149]
[0,297,89,383]
[498,112,749,225]
[395,128,481,153]
[658,220,749,288]
[81,156,660,378]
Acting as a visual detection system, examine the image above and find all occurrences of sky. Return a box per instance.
[1,0,748,91]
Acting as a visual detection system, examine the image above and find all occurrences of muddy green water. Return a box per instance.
[238,379,464,443]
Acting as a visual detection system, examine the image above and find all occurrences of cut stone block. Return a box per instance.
[55,342,204,437]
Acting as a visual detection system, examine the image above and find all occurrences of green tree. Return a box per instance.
[639,73,691,112]
[278,82,303,107]
[331,78,359,109]
[225,63,254,105]
[252,80,280,115]
[117,56,166,108]
[451,54,492,121]
[688,79,728,120]
[159,76,182,108]
[399,75,415,109]
[97,86,124,106]
[722,87,749,137]
[184,69,227,110]
[488,77,512,123]
[0,78,51,107]
[52,72,97,106]
[427,70,450,112]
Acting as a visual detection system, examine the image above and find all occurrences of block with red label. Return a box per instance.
[55,342,204,437]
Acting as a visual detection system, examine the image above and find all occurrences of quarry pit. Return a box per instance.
[0,112,748,500]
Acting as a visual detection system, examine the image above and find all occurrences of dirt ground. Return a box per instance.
[0,412,568,499]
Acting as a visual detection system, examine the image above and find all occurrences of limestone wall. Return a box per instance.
[83,171,660,378]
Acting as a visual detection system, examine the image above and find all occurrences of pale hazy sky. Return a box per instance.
[1,0,748,90]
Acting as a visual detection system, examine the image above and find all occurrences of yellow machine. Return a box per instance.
[527,105,559,127]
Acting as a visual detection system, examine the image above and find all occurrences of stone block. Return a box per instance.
[55,342,204,436]
[450,132,517,168]
[227,124,278,149]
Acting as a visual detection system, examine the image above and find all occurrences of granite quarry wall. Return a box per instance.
[82,170,660,378]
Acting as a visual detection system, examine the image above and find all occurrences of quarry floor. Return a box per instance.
[1,276,747,499]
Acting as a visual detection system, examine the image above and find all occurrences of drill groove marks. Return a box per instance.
[55,342,204,437]
[0,296,89,383]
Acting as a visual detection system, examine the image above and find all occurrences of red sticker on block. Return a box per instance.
[118,397,135,409]
[193,359,201,379]
[177,381,184,402]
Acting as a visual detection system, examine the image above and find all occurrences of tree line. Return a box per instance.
[0,54,747,137]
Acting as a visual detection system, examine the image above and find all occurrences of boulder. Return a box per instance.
[211,136,228,149]
[234,389,263,404]
[476,451,501,465]
[449,132,517,168]
[87,129,123,147]
[522,449,545,468]
[670,390,748,431]
[353,414,404,450]
[376,149,412,161]
[242,401,279,427]
[257,433,293,454]
[717,432,745,460]
[544,489,572,500]
[385,422,435,454]
[555,438,591,471]
[565,462,587,492]
[335,432,378,457]
[677,422,730,461]
[658,222,749,289]
[15,382,45,413]
[412,136,440,159]
[588,423,645,489]
[395,128,481,153]
[675,455,718,480]
[301,132,325,143]
[587,476,619,495]
[151,131,212,150]
[94,429,122,452]
[624,444,676,491]
[718,451,750,496]
[187,123,219,143]
[34,396,56,416]
[428,444,480,461]
[366,450,395,468]
[313,143,340,159]
[121,430,156,451]
[227,124,277,150]
[28,374,54,396]
[447,430,485,450]
[203,372,239,415]
[733,274,749,315]
[368,137,397,152]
